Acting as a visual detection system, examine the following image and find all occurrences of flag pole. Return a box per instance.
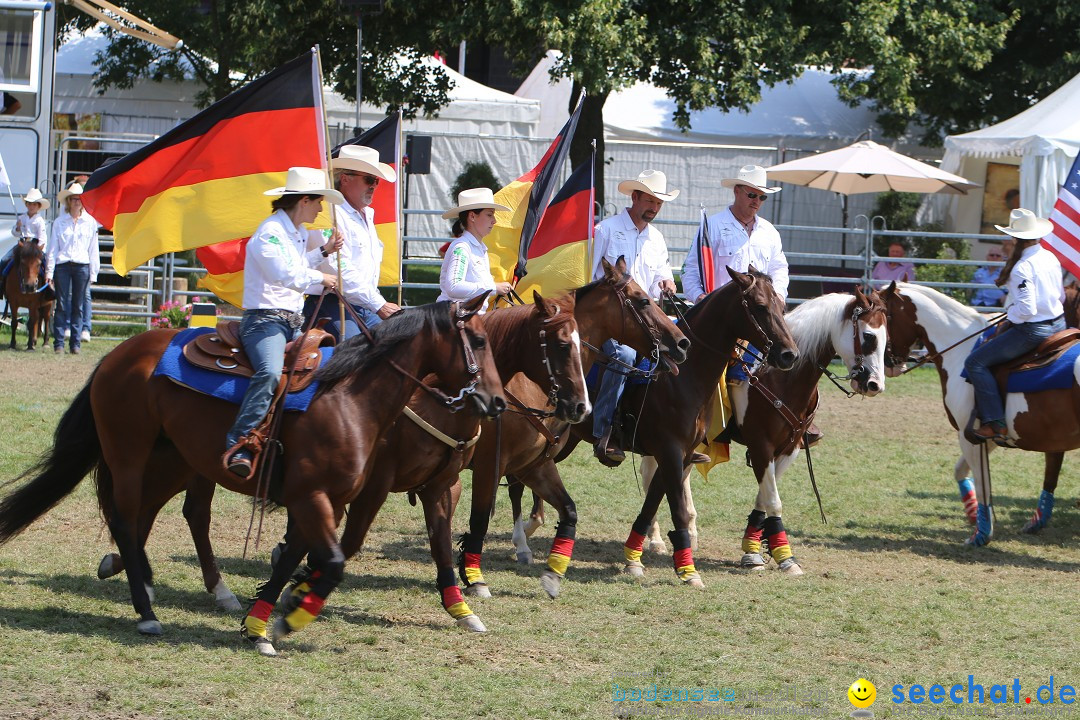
[587,139,596,283]
[396,110,404,307]
[313,45,345,332]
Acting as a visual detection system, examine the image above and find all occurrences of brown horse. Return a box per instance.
[558,267,798,586]
[4,240,53,351]
[0,296,504,645]
[639,288,889,575]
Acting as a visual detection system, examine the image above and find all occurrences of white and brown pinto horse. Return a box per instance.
[880,281,1080,546]
[638,288,889,574]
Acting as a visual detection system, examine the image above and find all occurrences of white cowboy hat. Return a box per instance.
[720,164,781,194]
[617,170,680,202]
[21,188,50,210]
[264,167,344,205]
[995,208,1052,240]
[442,187,511,220]
[57,183,84,205]
[333,145,397,183]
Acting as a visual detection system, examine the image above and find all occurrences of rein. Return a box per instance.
[887,310,1007,375]
[579,278,665,381]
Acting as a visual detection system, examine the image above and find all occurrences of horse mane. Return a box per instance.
[482,295,576,362]
[683,269,773,322]
[784,293,859,368]
[895,282,984,328]
[314,302,453,391]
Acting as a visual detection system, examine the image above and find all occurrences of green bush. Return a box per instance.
[450,161,500,201]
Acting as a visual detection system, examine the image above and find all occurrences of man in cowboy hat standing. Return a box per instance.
[590,169,679,465]
[304,145,401,338]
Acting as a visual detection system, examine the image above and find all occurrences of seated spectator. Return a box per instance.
[872,242,916,283]
[972,247,1007,307]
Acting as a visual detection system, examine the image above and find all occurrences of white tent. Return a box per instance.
[925,72,1080,234]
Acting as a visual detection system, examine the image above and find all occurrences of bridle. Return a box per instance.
[666,276,774,365]
[580,276,669,380]
[881,294,1006,376]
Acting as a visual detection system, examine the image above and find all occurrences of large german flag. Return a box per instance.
[485,97,582,285]
[515,158,593,299]
[81,51,325,285]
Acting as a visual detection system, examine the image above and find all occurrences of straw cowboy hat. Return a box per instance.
[617,170,680,202]
[264,166,344,205]
[721,164,781,194]
[442,187,511,220]
[995,208,1052,240]
[57,183,84,205]
[22,188,50,210]
[333,145,397,183]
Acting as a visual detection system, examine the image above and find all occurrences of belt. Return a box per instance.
[246,308,304,329]
[1029,315,1064,324]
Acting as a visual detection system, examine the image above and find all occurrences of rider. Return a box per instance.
[966,208,1065,442]
[590,170,679,466]
[303,145,401,339]
[0,188,50,301]
[224,167,344,478]
[437,187,512,312]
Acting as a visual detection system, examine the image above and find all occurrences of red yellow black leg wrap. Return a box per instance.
[437,567,472,619]
[742,509,767,554]
[458,533,486,586]
[763,516,793,564]
[243,599,274,638]
[283,592,326,633]
[669,529,697,580]
[547,523,576,577]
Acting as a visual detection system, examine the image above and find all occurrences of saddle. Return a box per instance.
[992,328,1080,394]
[182,320,335,393]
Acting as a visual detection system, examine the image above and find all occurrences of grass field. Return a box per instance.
[1,338,1078,720]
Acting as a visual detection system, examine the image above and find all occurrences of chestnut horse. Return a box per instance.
[4,240,53,351]
[0,296,504,645]
[639,288,889,575]
[880,281,1080,546]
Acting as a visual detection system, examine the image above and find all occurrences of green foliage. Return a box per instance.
[449,161,499,202]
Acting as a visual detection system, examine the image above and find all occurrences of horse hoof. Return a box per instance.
[777,558,804,576]
[523,517,544,537]
[539,569,562,599]
[97,553,122,579]
[464,583,491,598]
[136,619,162,636]
[456,614,487,633]
[646,540,668,554]
[622,563,645,578]
[965,532,992,547]
[243,632,278,657]
[1021,519,1045,534]
[516,551,533,565]
[739,553,766,569]
[680,572,705,589]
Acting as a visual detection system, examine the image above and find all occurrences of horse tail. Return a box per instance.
[0,372,102,544]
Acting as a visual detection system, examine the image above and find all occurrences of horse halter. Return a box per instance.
[537,305,563,407]
[439,301,484,412]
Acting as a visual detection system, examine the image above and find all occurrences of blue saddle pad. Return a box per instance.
[960,330,1080,393]
[152,327,333,412]
[585,356,658,390]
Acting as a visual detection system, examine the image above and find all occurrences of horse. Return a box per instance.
[637,288,889,575]
[879,280,1080,546]
[4,240,53,351]
[0,295,505,644]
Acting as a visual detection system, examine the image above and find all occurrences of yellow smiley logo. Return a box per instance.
[848,678,876,709]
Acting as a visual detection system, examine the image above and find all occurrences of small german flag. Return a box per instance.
[81,51,325,283]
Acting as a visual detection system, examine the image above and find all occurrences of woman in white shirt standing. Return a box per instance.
[224,167,343,478]
[965,208,1066,442]
[46,184,99,355]
[437,187,512,311]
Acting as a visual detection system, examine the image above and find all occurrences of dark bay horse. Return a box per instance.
[5,240,53,351]
[639,288,889,575]
[557,267,798,587]
[0,296,504,644]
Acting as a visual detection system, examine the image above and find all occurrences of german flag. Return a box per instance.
[696,208,716,294]
[514,158,593,298]
[485,97,582,285]
[81,51,325,294]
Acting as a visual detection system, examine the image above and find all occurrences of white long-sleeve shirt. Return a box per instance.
[438,231,496,311]
[12,213,48,251]
[242,209,326,312]
[305,201,386,313]
[590,209,674,300]
[47,213,99,281]
[681,208,789,301]
[1005,244,1064,324]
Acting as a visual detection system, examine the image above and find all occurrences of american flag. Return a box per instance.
[1045,153,1080,277]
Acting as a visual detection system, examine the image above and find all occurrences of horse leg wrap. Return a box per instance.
[957,477,978,525]
[437,567,473,620]
[967,504,994,546]
[243,599,275,639]
[741,509,767,554]
[546,523,576,578]
[668,529,698,581]
[282,592,326,633]
[1024,490,1054,533]
[624,518,650,567]
[458,533,486,587]
[763,517,793,564]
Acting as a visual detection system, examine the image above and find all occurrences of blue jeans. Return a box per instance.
[303,294,381,342]
[53,262,89,351]
[225,310,298,449]
[728,343,760,382]
[82,284,93,333]
[592,339,637,439]
[965,316,1065,422]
